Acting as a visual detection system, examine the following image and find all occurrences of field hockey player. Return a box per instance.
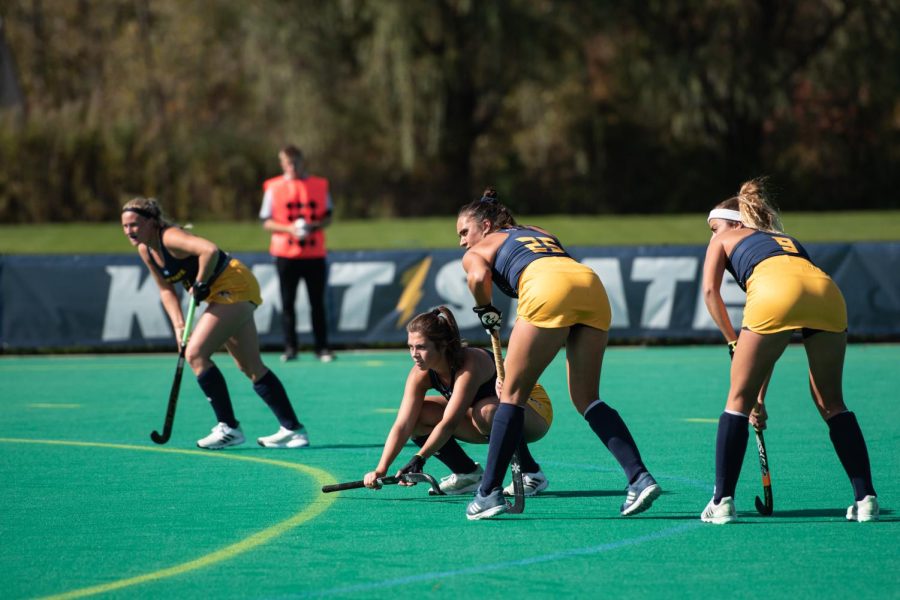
[122,197,310,450]
[700,178,879,523]
[457,187,661,520]
[363,306,552,499]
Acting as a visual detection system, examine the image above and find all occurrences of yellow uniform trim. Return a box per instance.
[526,383,554,427]
[209,258,263,306]
[743,255,847,334]
[516,257,611,330]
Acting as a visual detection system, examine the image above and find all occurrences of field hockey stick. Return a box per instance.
[490,330,526,514]
[150,298,198,444]
[321,472,446,495]
[753,427,774,515]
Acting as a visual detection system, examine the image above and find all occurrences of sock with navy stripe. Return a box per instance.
[584,401,647,484]
[253,370,301,431]
[827,411,876,501]
[714,411,749,502]
[479,403,525,495]
[412,435,477,474]
[197,365,237,429]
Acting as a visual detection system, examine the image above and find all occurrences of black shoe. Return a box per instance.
[280,348,297,362]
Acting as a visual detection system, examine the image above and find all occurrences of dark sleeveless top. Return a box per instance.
[726,230,813,291]
[492,226,572,298]
[150,226,230,289]
[428,348,497,403]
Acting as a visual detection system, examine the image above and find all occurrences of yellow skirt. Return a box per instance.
[526,383,554,427]
[743,256,847,334]
[516,257,611,330]
[208,258,263,306]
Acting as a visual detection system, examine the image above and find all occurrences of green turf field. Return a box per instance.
[1,344,896,599]
[2,210,899,254]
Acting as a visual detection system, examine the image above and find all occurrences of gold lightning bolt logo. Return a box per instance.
[395,255,432,327]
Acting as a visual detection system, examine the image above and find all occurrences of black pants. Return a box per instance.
[276,256,329,352]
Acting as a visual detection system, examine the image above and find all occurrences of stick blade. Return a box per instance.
[507,452,526,514]
[754,495,773,516]
[150,430,170,445]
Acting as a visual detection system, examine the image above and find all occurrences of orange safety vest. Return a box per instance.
[264,175,330,259]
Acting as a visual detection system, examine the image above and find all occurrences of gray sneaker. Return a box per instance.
[620,471,661,516]
[466,487,510,521]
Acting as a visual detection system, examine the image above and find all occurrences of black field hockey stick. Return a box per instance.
[753,428,774,515]
[321,472,446,495]
[150,299,198,444]
[490,330,526,514]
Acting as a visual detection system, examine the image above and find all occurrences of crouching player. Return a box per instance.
[363,307,552,497]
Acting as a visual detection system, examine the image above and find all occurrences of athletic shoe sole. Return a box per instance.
[701,513,737,525]
[197,439,245,450]
[257,440,310,448]
[466,502,510,521]
[621,483,661,516]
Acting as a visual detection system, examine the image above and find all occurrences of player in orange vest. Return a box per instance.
[260,145,335,362]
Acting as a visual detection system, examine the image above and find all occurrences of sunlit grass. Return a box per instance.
[2,211,898,254]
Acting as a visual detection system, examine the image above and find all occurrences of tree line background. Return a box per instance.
[0,0,898,224]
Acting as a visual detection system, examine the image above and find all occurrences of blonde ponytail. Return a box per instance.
[737,178,783,233]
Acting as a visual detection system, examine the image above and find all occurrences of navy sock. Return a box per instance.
[253,370,301,430]
[827,411,876,501]
[197,365,237,428]
[714,412,749,502]
[516,442,541,474]
[412,435,477,474]
[479,404,525,495]
[584,401,647,484]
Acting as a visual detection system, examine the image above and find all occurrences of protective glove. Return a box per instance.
[191,281,211,303]
[398,454,425,476]
[473,303,502,332]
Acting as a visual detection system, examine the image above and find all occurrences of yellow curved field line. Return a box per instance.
[0,438,337,599]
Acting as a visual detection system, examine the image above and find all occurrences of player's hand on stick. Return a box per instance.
[473,303,502,333]
[396,454,425,486]
[728,339,737,360]
[191,281,211,303]
[750,401,768,431]
[173,325,185,350]
[363,470,385,490]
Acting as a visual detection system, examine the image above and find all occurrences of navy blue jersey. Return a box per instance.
[150,227,230,288]
[428,348,497,403]
[726,230,814,291]
[492,226,572,298]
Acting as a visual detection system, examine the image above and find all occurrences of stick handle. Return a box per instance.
[490,331,505,381]
[321,476,400,493]
[180,298,198,347]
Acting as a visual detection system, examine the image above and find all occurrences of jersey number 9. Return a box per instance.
[772,236,799,254]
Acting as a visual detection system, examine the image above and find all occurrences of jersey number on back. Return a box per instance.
[516,236,565,254]
[771,236,799,254]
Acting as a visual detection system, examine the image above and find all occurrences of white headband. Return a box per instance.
[707,208,742,223]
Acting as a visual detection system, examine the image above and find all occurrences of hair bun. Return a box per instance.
[479,186,499,203]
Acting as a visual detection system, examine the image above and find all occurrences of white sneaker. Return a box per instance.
[197,422,245,450]
[701,496,737,524]
[436,464,484,495]
[846,495,879,522]
[503,470,549,497]
[257,425,310,448]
